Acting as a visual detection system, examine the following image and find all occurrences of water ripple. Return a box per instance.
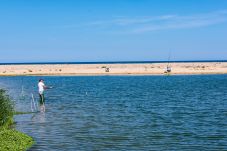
[0,75,226,150]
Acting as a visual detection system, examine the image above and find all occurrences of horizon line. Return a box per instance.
[0,59,227,65]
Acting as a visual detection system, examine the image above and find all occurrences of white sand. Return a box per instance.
[0,62,226,76]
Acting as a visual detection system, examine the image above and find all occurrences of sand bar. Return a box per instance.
[0,62,226,76]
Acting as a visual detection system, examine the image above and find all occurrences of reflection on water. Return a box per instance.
[0,75,227,150]
[31,112,46,123]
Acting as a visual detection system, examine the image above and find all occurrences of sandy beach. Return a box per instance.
[0,62,226,76]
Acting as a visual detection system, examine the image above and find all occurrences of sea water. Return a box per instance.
[0,75,226,150]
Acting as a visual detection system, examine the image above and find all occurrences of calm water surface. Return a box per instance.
[0,75,226,151]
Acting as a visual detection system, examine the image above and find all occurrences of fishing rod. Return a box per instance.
[165,50,172,74]
[167,50,171,68]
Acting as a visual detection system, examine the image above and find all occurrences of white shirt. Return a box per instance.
[38,82,45,94]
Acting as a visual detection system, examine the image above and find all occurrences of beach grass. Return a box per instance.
[0,89,34,151]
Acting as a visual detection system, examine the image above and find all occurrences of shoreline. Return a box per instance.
[1,72,227,77]
[0,62,226,76]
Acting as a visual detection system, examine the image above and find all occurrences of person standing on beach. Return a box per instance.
[38,79,51,112]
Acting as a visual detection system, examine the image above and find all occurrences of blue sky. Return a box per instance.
[0,0,227,62]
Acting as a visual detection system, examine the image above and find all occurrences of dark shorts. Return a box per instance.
[39,93,45,105]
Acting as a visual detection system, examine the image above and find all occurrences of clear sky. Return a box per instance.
[0,0,227,62]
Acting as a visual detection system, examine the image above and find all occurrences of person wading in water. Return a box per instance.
[38,79,52,112]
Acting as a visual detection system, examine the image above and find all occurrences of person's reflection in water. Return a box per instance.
[39,112,46,123]
[31,112,46,123]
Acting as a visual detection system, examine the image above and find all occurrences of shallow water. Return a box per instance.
[0,75,226,150]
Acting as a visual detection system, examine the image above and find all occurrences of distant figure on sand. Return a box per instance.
[164,65,171,74]
[166,66,171,73]
[38,79,51,112]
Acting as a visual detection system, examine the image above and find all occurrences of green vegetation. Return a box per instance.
[0,128,34,151]
[0,89,34,151]
[0,89,14,127]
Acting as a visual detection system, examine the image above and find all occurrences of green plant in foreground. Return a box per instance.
[0,89,34,150]
[0,129,34,151]
[0,89,14,127]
